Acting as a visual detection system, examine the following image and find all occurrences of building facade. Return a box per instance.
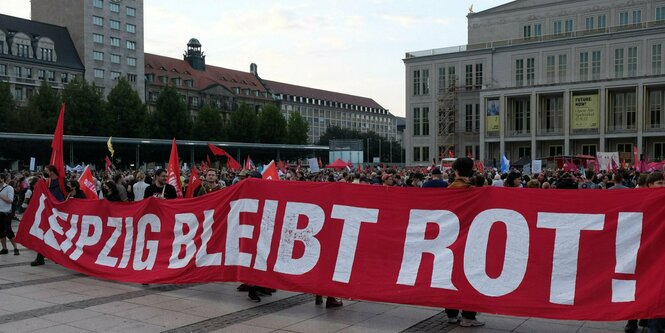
[0,14,84,106]
[31,0,145,100]
[405,0,665,167]
[145,40,397,144]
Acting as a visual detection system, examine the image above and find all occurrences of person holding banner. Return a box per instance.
[31,165,64,266]
[144,169,177,199]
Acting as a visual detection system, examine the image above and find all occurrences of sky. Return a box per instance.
[0,0,511,117]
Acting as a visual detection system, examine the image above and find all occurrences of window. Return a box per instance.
[615,48,624,77]
[565,19,573,33]
[619,12,629,26]
[422,107,429,135]
[550,146,563,157]
[110,20,120,30]
[24,67,32,78]
[93,33,103,43]
[126,23,136,33]
[40,48,53,61]
[649,90,664,129]
[617,143,633,154]
[465,104,473,132]
[109,2,119,12]
[558,54,567,82]
[655,143,665,161]
[126,40,136,50]
[534,23,542,37]
[579,52,589,81]
[582,144,597,156]
[546,55,556,83]
[61,73,68,83]
[413,147,421,162]
[93,51,104,61]
[438,67,445,92]
[110,37,120,47]
[37,69,44,79]
[94,68,104,78]
[127,74,136,82]
[475,63,483,88]
[14,87,23,101]
[657,7,665,21]
[413,107,420,136]
[127,57,136,66]
[518,147,531,158]
[422,69,429,95]
[585,17,594,31]
[465,64,473,88]
[111,71,121,80]
[0,64,5,75]
[598,15,606,29]
[413,70,420,95]
[47,70,55,81]
[93,16,103,26]
[14,66,22,78]
[516,59,524,86]
[653,44,662,75]
[539,95,563,134]
[17,44,30,57]
[185,79,193,88]
[628,46,638,76]
[523,25,531,39]
[93,0,103,8]
[126,6,136,16]
[110,54,120,64]
[509,97,530,135]
[592,51,601,80]
[633,10,641,24]
[609,90,637,131]
[553,21,562,34]
[475,104,480,132]
[448,66,456,85]
[526,58,535,85]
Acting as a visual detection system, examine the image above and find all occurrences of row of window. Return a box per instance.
[277,93,387,114]
[0,63,75,83]
[93,68,136,82]
[412,63,482,95]
[92,33,136,50]
[92,0,136,17]
[282,104,393,123]
[412,104,481,136]
[92,51,136,66]
[521,7,665,39]
[92,16,137,33]
[2,41,56,63]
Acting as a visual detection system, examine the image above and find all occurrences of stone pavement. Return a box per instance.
[0,222,637,333]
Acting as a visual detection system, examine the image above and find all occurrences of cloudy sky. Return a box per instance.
[1,0,511,117]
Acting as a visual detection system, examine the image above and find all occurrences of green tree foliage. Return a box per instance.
[150,85,191,139]
[192,104,224,141]
[61,79,106,135]
[318,126,403,163]
[227,103,258,142]
[257,103,287,143]
[0,82,14,132]
[23,81,61,133]
[106,78,147,138]
[286,112,309,144]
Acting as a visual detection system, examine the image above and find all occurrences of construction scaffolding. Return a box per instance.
[437,75,457,160]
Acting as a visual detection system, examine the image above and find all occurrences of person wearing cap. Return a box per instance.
[422,168,448,188]
[381,173,396,186]
[232,169,249,185]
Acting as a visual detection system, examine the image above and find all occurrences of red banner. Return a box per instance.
[15,180,665,320]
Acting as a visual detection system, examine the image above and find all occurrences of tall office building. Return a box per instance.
[405,0,665,166]
[31,0,145,100]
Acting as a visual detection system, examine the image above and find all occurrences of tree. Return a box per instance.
[257,103,287,143]
[61,78,106,136]
[286,112,309,144]
[150,85,191,139]
[22,80,61,133]
[106,78,147,138]
[192,104,224,141]
[0,82,14,132]
[227,103,258,142]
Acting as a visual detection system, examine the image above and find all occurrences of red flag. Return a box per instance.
[277,160,286,173]
[77,165,98,199]
[448,150,454,158]
[475,161,485,174]
[620,159,626,170]
[206,155,212,169]
[105,156,112,173]
[611,157,619,172]
[207,144,241,170]
[318,157,323,168]
[167,138,183,198]
[50,103,67,194]
[261,160,279,181]
[245,155,255,170]
[633,146,641,172]
[200,160,208,173]
[185,166,202,198]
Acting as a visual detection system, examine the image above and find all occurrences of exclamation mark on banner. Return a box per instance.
[612,212,643,303]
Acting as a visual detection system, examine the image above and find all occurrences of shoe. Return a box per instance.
[237,284,250,292]
[460,318,485,327]
[257,287,272,296]
[624,322,637,333]
[0,249,7,255]
[248,289,261,302]
[30,259,45,266]
[325,297,343,308]
[447,316,460,324]
[638,319,649,327]
[315,295,323,305]
[13,249,19,255]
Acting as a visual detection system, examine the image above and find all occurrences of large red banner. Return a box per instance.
[15,180,665,320]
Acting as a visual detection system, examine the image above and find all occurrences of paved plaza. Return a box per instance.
[0,221,636,333]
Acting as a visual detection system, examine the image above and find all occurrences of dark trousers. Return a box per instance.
[649,318,665,333]
[445,309,476,320]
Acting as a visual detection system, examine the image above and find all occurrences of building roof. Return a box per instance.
[263,79,387,112]
[0,13,83,70]
[144,53,271,99]
[469,0,579,17]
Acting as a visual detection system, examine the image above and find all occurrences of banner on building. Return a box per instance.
[16,179,665,321]
[486,99,500,133]
[571,94,599,130]
[597,152,620,171]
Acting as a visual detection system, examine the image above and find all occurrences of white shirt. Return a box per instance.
[133,181,149,201]
[0,184,15,213]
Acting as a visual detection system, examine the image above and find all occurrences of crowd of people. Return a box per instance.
[1,158,665,330]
